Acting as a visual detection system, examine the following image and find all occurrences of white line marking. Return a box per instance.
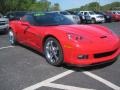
[23,70,74,90]
[83,71,120,90]
[44,83,94,90]
[0,46,14,50]
[23,70,120,90]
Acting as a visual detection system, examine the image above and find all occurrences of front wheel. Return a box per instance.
[44,37,63,66]
[91,18,96,24]
[8,29,17,45]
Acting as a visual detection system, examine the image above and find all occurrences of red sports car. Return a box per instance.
[8,12,120,66]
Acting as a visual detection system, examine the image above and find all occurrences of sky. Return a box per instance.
[49,0,120,10]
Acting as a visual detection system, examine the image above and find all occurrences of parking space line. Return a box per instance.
[44,83,94,90]
[23,70,74,90]
[0,46,14,50]
[83,71,120,90]
[23,70,120,90]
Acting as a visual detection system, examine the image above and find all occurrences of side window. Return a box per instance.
[60,12,65,15]
[113,12,116,14]
[80,12,83,15]
[22,15,36,25]
[84,12,88,15]
[60,11,69,15]
[7,13,14,18]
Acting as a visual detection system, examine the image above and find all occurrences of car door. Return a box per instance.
[84,12,89,17]
[20,15,42,50]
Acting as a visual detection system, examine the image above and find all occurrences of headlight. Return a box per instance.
[67,33,84,41]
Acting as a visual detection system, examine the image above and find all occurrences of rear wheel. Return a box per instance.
[8,29,17,45]
[44,37,63,66]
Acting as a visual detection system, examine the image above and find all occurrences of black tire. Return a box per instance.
[8,29,17,45]
[91,18,96,24]
[44,37,63,66]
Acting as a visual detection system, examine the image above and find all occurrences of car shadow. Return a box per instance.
[18,44,45,58]
[62,58,118,72]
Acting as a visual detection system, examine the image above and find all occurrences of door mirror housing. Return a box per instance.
[21,22,30,26]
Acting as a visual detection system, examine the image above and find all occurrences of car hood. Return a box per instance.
[56,24,110,37]
[0,18,8,21]
[55,24,119,50]
[91,14,103,17]
[64,15,78,18]
[55,24,119,42]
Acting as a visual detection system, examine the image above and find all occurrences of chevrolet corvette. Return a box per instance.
[8,12,120,66]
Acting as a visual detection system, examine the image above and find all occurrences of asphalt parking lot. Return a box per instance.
[0,22,120,90]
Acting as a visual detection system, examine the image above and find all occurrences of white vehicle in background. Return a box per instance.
[0,13,9,33]
[51,11,80,24]
[79,11,105,23]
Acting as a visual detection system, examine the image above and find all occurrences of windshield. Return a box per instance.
[33,13,74,26]
[117,12,120,14]
[89,12,95,15]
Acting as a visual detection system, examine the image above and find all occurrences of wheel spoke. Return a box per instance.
[53,53,58,61]
[45,39,61,65]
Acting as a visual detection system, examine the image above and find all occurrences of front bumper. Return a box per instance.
[96,18,105,22]
[0,24,9,31]
[63,40,120,66]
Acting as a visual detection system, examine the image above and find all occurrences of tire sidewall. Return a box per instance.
[8,29,17,45]
[91,18,96,24]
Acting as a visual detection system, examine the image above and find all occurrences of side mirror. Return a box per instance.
[21,22,30,26]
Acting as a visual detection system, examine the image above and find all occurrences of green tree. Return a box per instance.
[67,1,120,12]
[49,3,60,11]
[29,0,51,11]
[0,0,36,14]
[79,2,100,11]
[102,2,120,11]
